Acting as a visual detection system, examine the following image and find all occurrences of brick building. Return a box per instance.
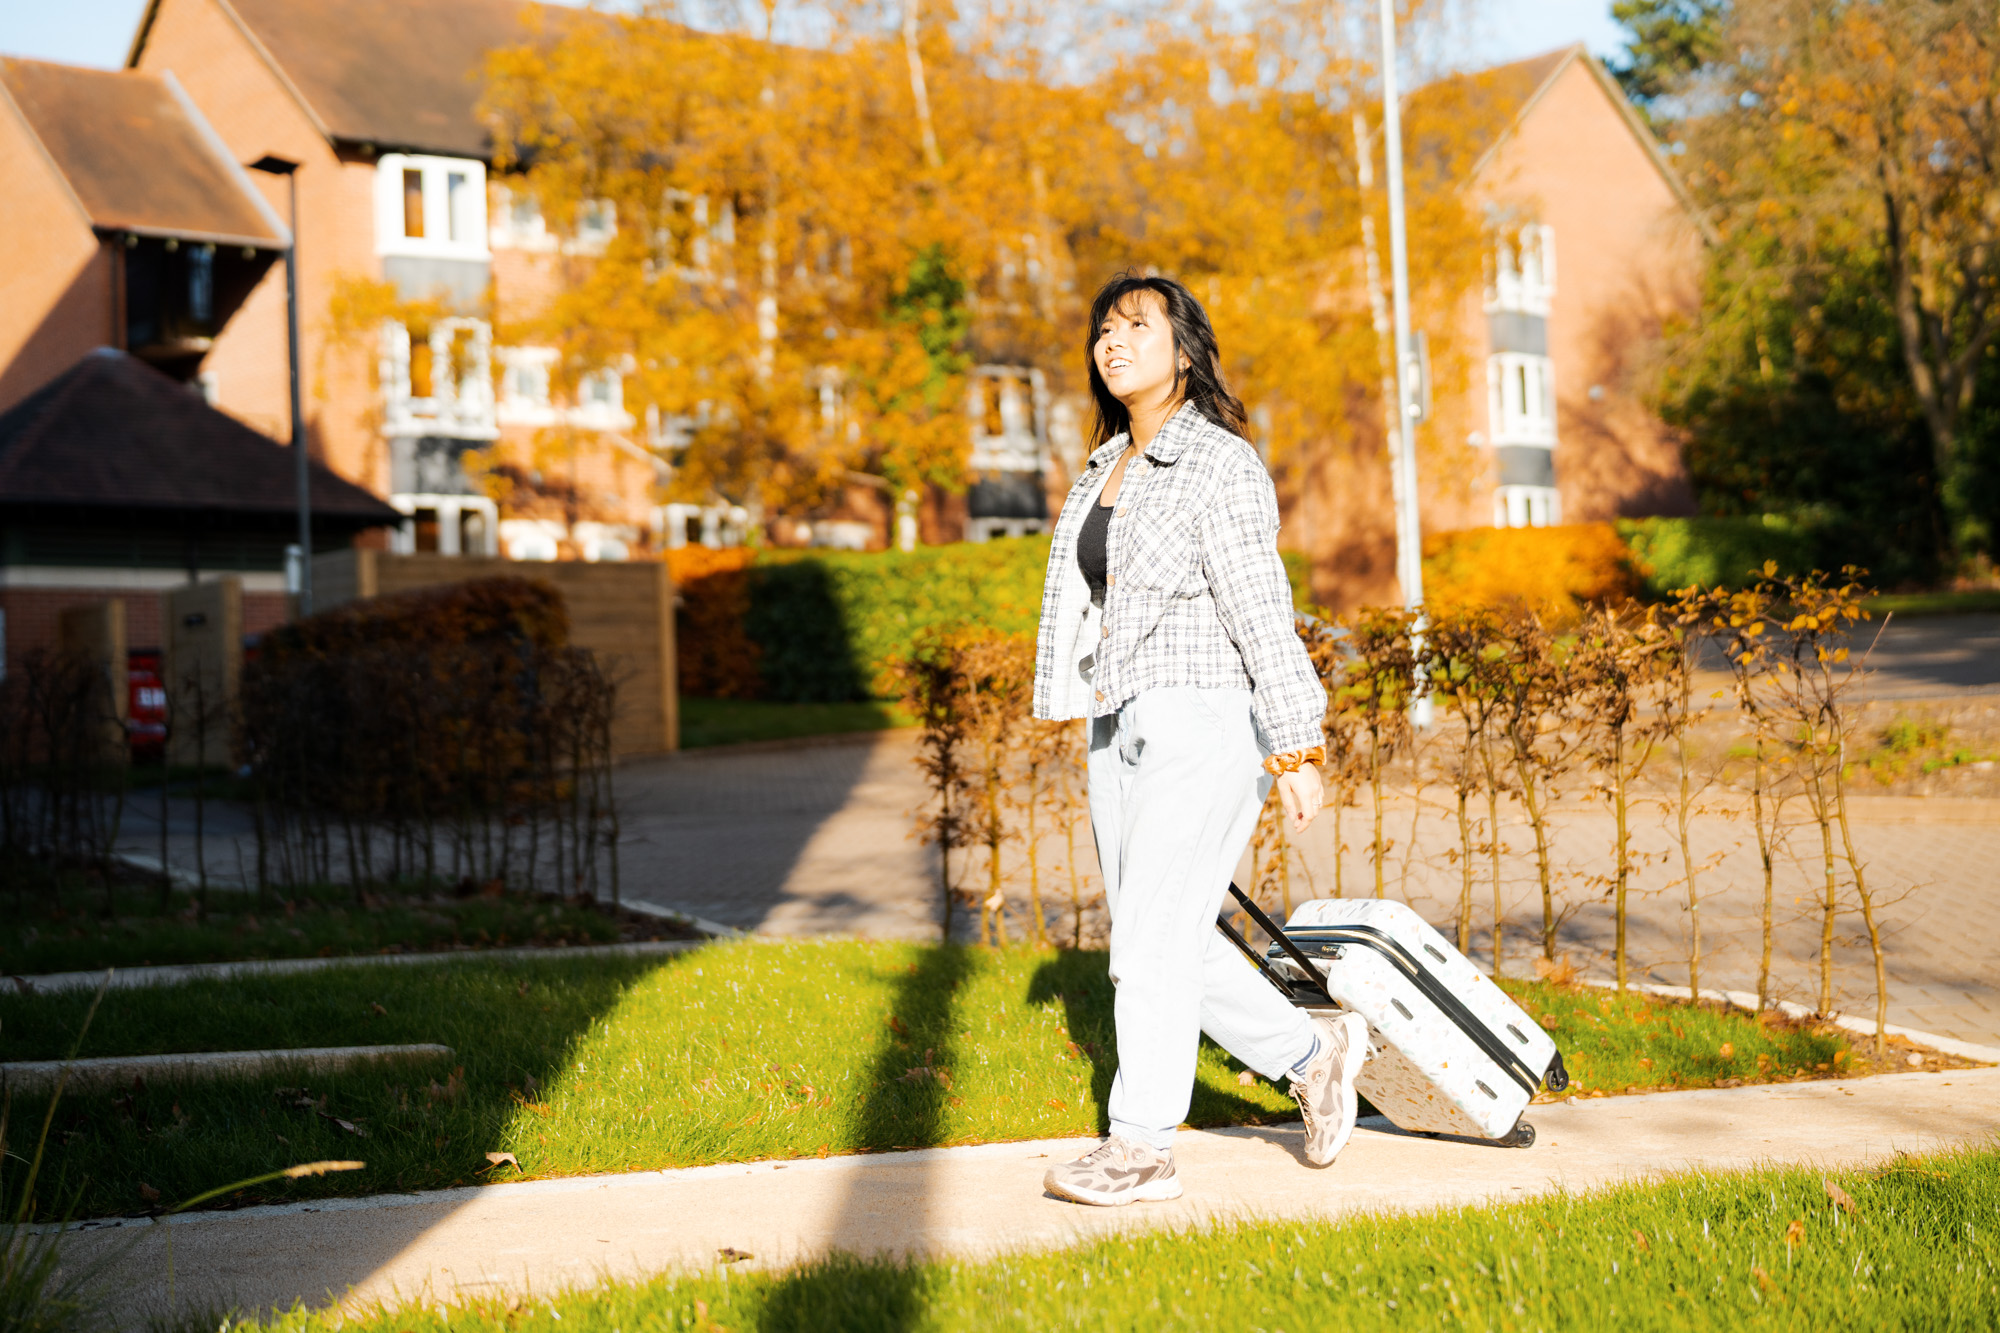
[1287,46,1705,607]
[0,348,396,677]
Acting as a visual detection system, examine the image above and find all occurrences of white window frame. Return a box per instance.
[1486,223,1556,316]
[375,154,490,262]
[568,365,632,431]
[1494,485,1562,530]
[496,346,560,426]
[379,316,498,439]
[1486,352,1558,448]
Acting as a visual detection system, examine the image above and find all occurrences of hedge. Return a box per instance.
[670,517,1850,703]
[1615,515,1821,598]
[1420,523,1638,621]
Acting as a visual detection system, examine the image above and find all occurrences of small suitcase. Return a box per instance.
[1218,886,1568,1147]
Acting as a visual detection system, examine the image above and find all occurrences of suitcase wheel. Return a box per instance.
[1497,1120,1536,1149]
[1543,1051,1570,1093]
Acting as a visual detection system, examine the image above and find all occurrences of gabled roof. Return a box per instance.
[0,350,398,525]
[129,0,588,161]
[0,57,287,247]
[1455,44,1710,237]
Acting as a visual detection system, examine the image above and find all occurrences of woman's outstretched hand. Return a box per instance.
[1276,763,1323,834]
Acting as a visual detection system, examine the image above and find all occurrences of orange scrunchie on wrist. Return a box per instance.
[1262,745,1326,778]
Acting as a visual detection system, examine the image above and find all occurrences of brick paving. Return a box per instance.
[606,730,2000,1049]
[111,694,2000,1048]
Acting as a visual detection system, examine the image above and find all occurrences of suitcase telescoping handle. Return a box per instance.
[1217,883,1336,1006]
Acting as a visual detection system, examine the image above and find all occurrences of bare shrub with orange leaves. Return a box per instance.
[1422,524,1642,624]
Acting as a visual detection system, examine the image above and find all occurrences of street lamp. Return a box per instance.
[248,154,312,618]
[1375,0,1432,726]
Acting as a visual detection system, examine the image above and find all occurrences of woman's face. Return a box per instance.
[1094,292,1185,412]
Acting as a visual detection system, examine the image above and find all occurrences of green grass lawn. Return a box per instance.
[678,697,914,748]
[0,941,1881,1222]
[1863,587,2000,618]
[245,1143,2000,1332]
[0,879,664,976]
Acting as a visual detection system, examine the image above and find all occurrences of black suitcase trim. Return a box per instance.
[1222,885,1545,1099]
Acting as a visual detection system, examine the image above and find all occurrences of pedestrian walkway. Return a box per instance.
[65,1064,2000,1328]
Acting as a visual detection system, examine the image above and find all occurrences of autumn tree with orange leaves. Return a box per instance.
[478,1,1506,550]
[1671,0,2000,565]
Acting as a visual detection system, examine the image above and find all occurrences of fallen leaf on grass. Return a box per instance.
[1752,1265,1778,1293]
[886,1015,909,1037]
[1783,1218,1805,1248]
[1718,1042,1734,1059]
[318,1112,368,1138]
[484,1152,520,1171]
[717,1247,753,1263]
[138,1183,160,1202]
[1823,1178,1858,1216]
[1631,1229,1650,1253]
[1237,1070,1256,1086]
[369,1002,387,1016]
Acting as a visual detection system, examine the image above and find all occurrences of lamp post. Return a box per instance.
[248,154,311,617]
[1376,0,1431,726]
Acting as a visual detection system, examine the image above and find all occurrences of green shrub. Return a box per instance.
[1616,515,1820,597]
[742,538,1052,701]
[684,538,1317,703]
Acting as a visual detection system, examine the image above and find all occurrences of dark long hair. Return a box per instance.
[1084,273,1250,447]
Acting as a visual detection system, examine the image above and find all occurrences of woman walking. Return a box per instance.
[1034,274,1368,1206]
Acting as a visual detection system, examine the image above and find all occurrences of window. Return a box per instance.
[448,172,473,242]
[1486,222,1555,315]
[1495,485,1561,529]
[187,244,214,324]
[377,155,488,260]
[403,170,425,238]
[504,359,550,405]
[580,368,621,410]
[1486,352,1557,447]
[577,200,616,247]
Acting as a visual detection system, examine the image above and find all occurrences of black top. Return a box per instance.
[1077,496,1114,604]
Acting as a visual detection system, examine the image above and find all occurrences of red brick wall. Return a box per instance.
[2,585,289,678]
[135,0,388,492]
[0,96,113,412]
[1471,58,1702,522]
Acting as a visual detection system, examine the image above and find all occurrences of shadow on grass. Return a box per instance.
[755,943,973,1332]
[9,951,695,1326]
[1025,949,1287,1135]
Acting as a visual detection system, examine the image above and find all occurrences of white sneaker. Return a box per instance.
[1042,1136,1184,1206]
[1289,1011,1369,1166]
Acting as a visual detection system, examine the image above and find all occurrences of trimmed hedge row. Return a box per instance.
[672,517,1843,703]
[1616,515,1822,597]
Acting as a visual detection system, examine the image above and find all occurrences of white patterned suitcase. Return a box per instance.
[1218,888,1567,1147]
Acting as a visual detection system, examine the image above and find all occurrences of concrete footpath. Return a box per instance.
[64,1064,2000,1328]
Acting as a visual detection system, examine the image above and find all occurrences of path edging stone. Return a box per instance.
[0,1044,455,1096]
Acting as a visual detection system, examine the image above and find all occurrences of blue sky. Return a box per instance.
[1,0,1630,71]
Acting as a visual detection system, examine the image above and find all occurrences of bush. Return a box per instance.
[257,575,568,663]
[666,547,759,699]
[243,577,618,896]
[674,539,1051,702]
[1421,523,1640,621]
[1615,515,1820,597]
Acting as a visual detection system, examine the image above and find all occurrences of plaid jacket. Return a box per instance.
[1032,404,1327,756]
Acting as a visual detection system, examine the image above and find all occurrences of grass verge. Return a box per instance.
[1863,587,2000,618]
[250,1143,2000,1331]
[678,697,914,748]
[0,941,1914,1222]
[0,879,683,976]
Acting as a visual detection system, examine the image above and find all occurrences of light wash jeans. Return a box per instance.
[1088,685,1316,1150]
